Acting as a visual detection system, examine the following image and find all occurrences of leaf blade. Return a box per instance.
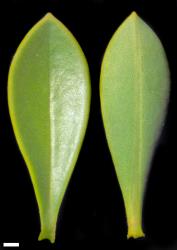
[8,13,91,243]
[100,12,170,238]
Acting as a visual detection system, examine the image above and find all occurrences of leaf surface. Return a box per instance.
[100,12,170,238]
[8,13,91,243]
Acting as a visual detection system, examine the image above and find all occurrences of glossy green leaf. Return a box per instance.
[100,12,170,238]
[8,13,91,243]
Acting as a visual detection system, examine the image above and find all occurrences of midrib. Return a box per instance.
[132,18,144,215]
[48,23,55,225]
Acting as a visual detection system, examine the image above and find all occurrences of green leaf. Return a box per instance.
[8,13,91,243]
[100,12,170,238]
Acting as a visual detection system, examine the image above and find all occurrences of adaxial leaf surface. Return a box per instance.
[8,13,91,243]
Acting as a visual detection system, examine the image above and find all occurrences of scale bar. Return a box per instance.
[3,243,19,247]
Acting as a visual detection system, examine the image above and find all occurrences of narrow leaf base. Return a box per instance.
[38,225,56,243]
[127,212,145,239]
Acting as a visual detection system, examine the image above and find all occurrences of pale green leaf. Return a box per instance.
[8,13,91,243]
[100,12,170,238]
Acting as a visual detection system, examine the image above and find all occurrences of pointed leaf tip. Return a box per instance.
[44,12,55,19]
[43,12,58,23]
[130,11,138,19]
[124,11,141,26]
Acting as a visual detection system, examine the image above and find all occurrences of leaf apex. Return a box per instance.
[130,11,138,18]
[127,11,141,23]
[43,12,56,22]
